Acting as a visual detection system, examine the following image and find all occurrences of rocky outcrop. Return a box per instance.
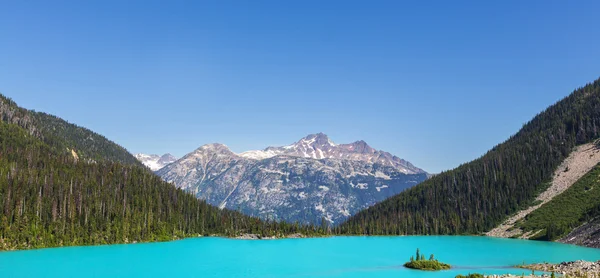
[519,260,600,278]
[559,217,600,248]
[236,234,261,240]
[235,233,305,240]
[486,275,551,278]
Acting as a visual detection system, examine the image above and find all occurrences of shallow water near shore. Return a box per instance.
[1,236,599,278]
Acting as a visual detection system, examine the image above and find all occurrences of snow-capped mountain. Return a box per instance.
[135,153,178,171]
[240,133,424,174]
[157,133,428,225]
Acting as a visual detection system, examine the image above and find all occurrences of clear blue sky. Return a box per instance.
[1,0,599,173]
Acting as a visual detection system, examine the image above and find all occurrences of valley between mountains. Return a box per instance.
[2,78,600,252]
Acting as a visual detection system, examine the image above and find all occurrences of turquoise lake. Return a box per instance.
[1,236,599,277]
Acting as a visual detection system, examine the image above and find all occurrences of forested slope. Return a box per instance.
[0,95,322,250]
[340,78,600,236]
[516,157,600,242]
[0,95,141,166]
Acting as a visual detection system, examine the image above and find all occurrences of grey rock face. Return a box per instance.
[157,134,428,225]
[158,153,177,166]
[559,217,600,248]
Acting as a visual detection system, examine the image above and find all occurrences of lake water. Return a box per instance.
[1,236,599,277]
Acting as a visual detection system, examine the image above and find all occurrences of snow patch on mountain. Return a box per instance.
[238,133,425,175]
[135,153,177,171]
[156,133,428,224]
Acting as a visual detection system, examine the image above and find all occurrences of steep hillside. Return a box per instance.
[487,142,600,238]
[0,95,322,250]
[0,95,141,166]
[512,144,600,245]
[340,78,600,236]
[157,134,427,225]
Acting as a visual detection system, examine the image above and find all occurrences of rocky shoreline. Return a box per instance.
[486,275,551,278]
[235,233,306,240]
[559,218,600,248]
[455,260,600,278]
[484,260,600,278]
[516,260,600,278]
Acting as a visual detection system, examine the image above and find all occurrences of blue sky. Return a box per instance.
[1,0,599,173]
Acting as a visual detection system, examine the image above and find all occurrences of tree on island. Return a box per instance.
[404,248,451,271]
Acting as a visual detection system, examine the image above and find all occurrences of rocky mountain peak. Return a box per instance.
[191,143,234,156]
[346,140,375,153]
[237,133,424,174]
[158,153,177,164]
[298,132,336,148]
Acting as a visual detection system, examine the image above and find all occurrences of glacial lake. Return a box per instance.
[1,236,599,277]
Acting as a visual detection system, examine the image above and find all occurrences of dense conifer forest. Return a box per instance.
[0,95,323,250]
[340,78,600,236]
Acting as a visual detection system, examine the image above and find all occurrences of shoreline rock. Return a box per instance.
[559,218,600,248]
[457,260,600,278]
[235,233,306,240]
[486,275,551,278]
[236,234,262,240]
[517,260,600,278]
[286,233,305,238]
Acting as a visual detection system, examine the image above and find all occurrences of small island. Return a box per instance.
[404,248,451,271]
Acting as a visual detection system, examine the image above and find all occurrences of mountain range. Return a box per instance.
[155,133,428,224]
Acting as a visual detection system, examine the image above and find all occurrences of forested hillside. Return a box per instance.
[0,95,322,250]
[516,157,600,241]
[0,95,141,166]
[340,78,600,236]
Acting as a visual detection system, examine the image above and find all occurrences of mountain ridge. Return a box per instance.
[238,133,425,175]
[157,133,428,224]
